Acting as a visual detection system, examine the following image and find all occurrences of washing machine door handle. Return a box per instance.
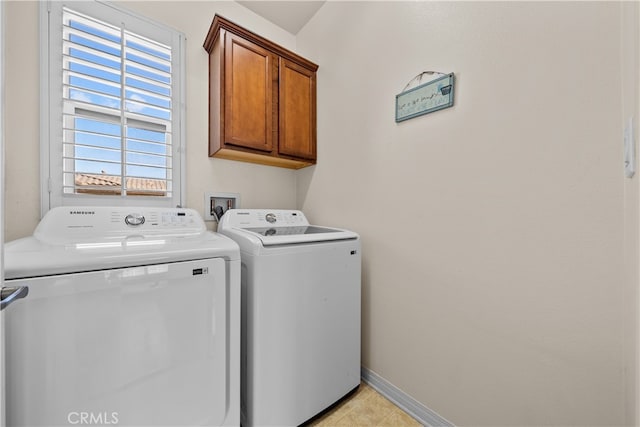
[0,286,29,311]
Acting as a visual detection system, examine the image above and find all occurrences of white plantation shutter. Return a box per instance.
[42,1,184,213]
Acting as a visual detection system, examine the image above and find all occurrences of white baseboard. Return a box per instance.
[360,367,455,427]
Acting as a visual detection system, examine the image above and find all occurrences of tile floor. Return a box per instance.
[307,383,422,427]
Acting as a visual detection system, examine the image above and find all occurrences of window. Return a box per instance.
[41,1,185,214]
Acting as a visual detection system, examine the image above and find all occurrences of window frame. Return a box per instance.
[40,0,186,218]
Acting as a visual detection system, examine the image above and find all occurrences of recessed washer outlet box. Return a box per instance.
[204,192,240,221]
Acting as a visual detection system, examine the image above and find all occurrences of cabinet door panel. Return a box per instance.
[278,58,316,160]
[224,33,274,152]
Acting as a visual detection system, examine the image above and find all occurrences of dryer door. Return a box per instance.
[5,258,228,427]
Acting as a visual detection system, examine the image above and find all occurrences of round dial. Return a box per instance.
[125,213,145,226]
[265,213,277,223]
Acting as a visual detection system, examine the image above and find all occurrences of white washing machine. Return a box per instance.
[3,206,240,427]
[217,209,361,427]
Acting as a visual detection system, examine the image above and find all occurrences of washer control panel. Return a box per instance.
[223,210,309,228]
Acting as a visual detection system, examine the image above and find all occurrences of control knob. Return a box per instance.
[125,213,145,226]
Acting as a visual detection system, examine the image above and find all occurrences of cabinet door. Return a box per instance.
[224,33,275,152]
[278,58,316,160]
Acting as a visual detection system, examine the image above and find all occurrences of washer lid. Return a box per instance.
[240,225,357,246]
[217,209,358,246]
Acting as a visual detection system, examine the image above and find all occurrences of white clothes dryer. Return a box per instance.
[217,209,361,427]
[4,207,241,427]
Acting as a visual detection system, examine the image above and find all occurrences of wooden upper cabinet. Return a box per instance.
[279,58,317,160]
[204,15,318,169]
[224,34,275,153]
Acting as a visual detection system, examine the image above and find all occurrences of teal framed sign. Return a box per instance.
[395,73,454,122]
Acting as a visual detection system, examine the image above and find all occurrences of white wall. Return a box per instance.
[3,0,299,241]
[297,2,633,425]
[5,1,40,241]
[621,2,640,425]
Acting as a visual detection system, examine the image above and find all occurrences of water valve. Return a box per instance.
[204,192,240,221]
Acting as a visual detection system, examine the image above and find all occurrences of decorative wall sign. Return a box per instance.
[395,72,455,122]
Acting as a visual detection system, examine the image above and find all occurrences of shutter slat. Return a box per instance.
[62,89,122,113]
[64,40,121,67]
[64,156,122,166]
[64,70,121,92]
[125,75,171,96]
[125,49,170,73]
[126,33,170,61]
[64,28,121,57]
[125,97,171,114]
[126,86,171,105]
[126,139,169,151]
[63,54,121,78]
[126,162,172,170]
[126,63,170,84]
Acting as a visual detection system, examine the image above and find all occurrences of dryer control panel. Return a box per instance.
[34,207,207,243]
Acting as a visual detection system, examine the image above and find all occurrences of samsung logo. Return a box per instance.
[69,210,95,215]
